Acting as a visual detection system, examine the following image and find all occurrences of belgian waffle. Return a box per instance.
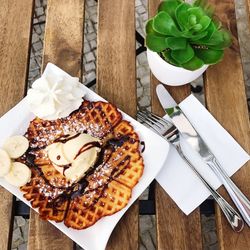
[26,101,122,149]
[21,100,144,229]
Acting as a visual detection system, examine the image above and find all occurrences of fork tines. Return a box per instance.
[137,110,176,138]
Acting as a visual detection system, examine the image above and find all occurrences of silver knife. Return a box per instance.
[156,84,250,227]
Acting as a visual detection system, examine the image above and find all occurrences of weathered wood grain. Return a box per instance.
[246,0,250,26]
[97,0,136,116]
[205,0,250,249]
[152,82,203,250]
[42,0,84,75]
[97,0,138,249]
[0,0,33,249]
[28,217,74,250]
[149,0,202,249]
[155,184,202,250]
[28,1,84,249]
[106,204,139,250]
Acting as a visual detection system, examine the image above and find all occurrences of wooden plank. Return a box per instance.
[28,1,84,249]
[204,0,250,249]
[246,0,250,26]
[152,84,203,250]
[97,0,138,249]
[42,0,84,75]
[149,1,203,249]
[0,1,33,249]
[97,0,136,115]
[155,184,202,250]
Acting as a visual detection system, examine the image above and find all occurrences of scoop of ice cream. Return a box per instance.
[26,74,86,120]
[46,133,101,183]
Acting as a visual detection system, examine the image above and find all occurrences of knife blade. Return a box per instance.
[156,84,250,226]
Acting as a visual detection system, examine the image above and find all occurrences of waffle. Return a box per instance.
[21,100,144,229]
[26,100,122,149]
[40,164,72,188]
[65,180,132,229]
[21,168,68,222]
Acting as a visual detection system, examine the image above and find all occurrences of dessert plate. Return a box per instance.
[0,63,169,250]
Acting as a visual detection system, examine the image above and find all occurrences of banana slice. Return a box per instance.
[4,162,31,187]
[0,149,11,177]
[47,142,70,166]
[3,135,29,159]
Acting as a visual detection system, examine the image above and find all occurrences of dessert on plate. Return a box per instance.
[0,73,144,230]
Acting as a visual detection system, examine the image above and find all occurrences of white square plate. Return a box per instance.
[0,63,170,250]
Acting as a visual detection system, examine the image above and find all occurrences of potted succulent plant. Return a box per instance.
[146,0,231,85]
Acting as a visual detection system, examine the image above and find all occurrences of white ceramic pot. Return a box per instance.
[147,49,208,86]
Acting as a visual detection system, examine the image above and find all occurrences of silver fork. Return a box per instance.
[138,110,244,232]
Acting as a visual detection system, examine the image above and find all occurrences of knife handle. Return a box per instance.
[207,157,250,227]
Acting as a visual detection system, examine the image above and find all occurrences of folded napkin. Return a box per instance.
[156,94,250,215]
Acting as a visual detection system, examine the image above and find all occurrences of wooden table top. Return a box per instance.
[0,0,249,249]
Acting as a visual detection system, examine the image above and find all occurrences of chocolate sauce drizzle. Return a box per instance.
[140,141,146,153]
[51,141,102,177]
[74,141,101,160]
[61,164,72,175]
[27,134,133,211]
[54,133,81,144]
[25,152,36,167]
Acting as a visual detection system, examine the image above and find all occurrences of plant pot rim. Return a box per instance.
[147,49,208,72]
[146,49,209,86]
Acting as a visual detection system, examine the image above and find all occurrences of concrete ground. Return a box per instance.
[11,0,250,249]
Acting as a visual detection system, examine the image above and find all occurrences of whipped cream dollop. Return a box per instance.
[26,74,86,120]
[46,133,101,183]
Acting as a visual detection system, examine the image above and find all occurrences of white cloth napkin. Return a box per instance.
[156,94,250,215]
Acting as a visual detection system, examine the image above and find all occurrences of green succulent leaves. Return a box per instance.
[171,44,194,64]
[145,0,231,70]
[194,48,224,64]
[153,11,181,36]
[165,37,187,50]
[158,0,181,19]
